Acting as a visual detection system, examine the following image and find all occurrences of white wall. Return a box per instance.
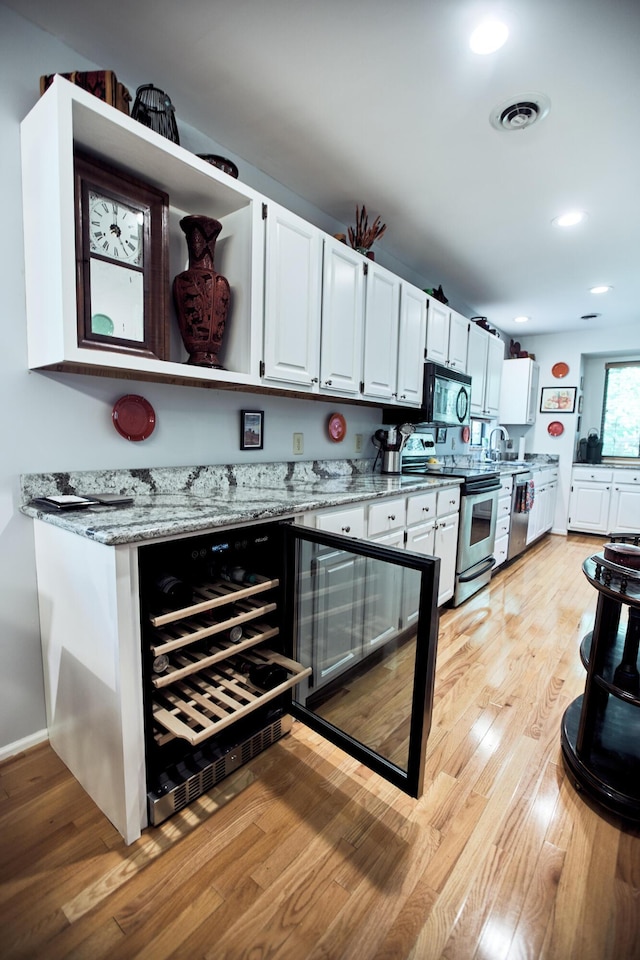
[518,324,640,535]
[1,6,481,754]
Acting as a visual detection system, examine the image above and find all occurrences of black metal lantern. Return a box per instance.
[131,84,179,144]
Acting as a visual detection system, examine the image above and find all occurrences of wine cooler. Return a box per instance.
[138,520,440,826]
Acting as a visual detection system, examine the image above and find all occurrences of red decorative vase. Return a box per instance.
[173,216,230,368]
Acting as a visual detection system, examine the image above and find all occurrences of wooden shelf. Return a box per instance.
[150,597,278,657]
[580,629,640,706]
[149,576,279,627]
[152,622,280,688]
[152,650,311,745]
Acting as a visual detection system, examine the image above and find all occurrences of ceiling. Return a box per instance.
[7,0,640,339]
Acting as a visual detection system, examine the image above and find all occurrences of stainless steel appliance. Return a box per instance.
[508,470,532,560]
[137,519,439,825]
[402,453,500,605]
[383,361,471,427]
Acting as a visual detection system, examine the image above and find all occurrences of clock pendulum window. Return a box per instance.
[74,152,170,361]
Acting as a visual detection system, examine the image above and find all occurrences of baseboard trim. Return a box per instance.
[0,729,49,763]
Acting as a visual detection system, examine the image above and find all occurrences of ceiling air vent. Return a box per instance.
[490,94,551,131]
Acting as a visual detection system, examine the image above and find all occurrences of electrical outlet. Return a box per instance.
[355,433,363,453]
[293,432,304,455]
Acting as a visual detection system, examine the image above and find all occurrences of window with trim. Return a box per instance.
[601,361,640,458]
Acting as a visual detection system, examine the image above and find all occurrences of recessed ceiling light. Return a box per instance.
[514,316,530,323]
[552,211,587,227]
[590,285,612,294]
[470,19,509,54]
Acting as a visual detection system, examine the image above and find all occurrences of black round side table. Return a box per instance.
[561,550,640,820]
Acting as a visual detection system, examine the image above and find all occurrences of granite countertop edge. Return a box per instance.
[20,459,463,546]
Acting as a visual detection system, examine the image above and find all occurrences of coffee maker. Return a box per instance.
[577,428,603,464]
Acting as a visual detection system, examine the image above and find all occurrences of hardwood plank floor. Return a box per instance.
[2,532,640,959]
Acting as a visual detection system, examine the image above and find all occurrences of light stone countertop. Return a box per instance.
[20,459,462,546]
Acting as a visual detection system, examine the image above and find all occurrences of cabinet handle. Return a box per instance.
[311,377,319,383]
[324,379,332,386]
[400,394,406,399]
[450,499,456,506]
[341,525,351,533]
[392,392,398,398]
[389,514,396,521]
[422,506,430,513]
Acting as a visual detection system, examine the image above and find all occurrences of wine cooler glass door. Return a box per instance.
[283,524,440,798]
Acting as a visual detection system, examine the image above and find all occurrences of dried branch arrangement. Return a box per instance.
[348,205,386,251]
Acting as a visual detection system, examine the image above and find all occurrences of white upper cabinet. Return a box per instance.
[395,283,427,406]
[499,357,539,425]
[467,323,504,417]
[361,262,401,401]
[319,237,365,396]
[263,203,322,387]
[425,297,468,372]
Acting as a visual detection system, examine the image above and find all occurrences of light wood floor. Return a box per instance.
[2,532,640,960]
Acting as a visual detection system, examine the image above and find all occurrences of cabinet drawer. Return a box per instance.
[497,496,511,518]
[494,534,509,567]
[495,514,511,539]
[367,497,406,536]
[572,467,613,482]
[613,470,640,484]
[315,505,365,537]
[406,491,437,526]
[499,476,513,496]
[436,486,460,517]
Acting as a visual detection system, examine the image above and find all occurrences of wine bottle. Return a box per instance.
[153,573,192,608]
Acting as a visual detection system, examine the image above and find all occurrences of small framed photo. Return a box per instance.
[578,394,584,413]
[436,427,447,443]
[540,386,577,414]
[240,410,264,450]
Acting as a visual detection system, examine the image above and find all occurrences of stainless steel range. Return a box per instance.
[402,441,501,606]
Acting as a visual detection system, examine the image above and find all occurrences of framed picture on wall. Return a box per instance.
[240,410,264,450]
[540,386,577,413]
[578,394,584,413]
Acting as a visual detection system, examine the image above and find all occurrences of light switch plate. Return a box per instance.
[293,432,304,455]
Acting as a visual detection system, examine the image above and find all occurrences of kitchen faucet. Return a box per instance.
[488,425,510,461]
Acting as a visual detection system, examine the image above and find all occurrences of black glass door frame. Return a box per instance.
[282,523,440,798]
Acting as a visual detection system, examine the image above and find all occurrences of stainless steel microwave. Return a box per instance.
[383,361,472,427]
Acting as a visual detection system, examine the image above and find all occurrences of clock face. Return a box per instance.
[88,190,144,266]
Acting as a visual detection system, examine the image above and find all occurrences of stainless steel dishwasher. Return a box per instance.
[507,470,532,560]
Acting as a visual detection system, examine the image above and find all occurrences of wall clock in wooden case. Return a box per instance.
[74,151,170,360]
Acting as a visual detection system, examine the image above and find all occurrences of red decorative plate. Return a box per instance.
[461,425,471,443]
[551,362,569,379]
[112,395,156,441]
[328,412,347,442]
[547,420,564,437]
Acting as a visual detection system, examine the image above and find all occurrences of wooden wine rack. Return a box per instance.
[152,650,311,745]
[147,574,309,746]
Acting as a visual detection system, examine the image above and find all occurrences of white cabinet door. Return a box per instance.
[435,513,459,605]
[312,547,365,688]
[544,482,557,533]
[608,485,640,534]
[567,481,611,533]
[315,505,365,538]
[362,263,401,400]
[425,298,449,366]
[263,203,322,386]
[499,358,539,425]
[447,311,469,372]
[320,237,364,396]
[405,520,437,625]
[484,334,505,418]
[364,529,405,651]
[467,323,489,416]
[396,283,426,405]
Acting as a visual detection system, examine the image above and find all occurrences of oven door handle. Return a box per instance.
[458,557,497,582]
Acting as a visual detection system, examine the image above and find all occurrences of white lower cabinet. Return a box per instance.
[607,472,640,534]
[527,469,558,543]
[494,476,512,568]
[567,468,613,534]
